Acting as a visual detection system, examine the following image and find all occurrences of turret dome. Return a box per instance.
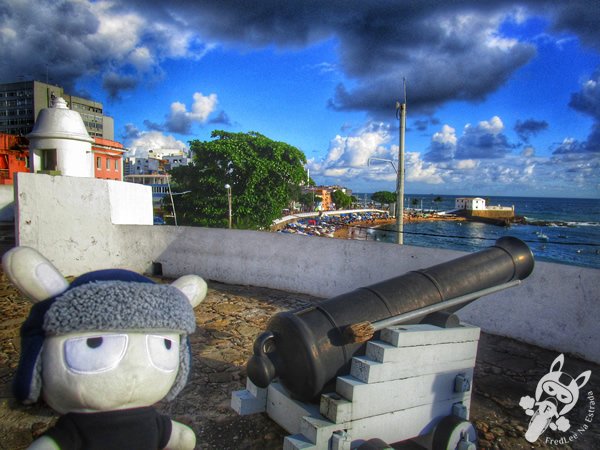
[27,97,94,143]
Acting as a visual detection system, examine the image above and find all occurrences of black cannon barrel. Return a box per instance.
[247,236,534,402]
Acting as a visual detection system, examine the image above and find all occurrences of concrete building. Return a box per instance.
[0,80,114,140]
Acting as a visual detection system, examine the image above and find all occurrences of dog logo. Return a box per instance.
[519,354,591,443]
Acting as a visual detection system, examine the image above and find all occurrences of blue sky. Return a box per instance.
[1,1,599,198]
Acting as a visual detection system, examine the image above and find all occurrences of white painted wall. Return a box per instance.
[107,179,153,225]
[14,173,152,273]
[13,173,600,364]
[30,139,93,177]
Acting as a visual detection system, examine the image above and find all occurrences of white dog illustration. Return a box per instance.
[519,354,591,442]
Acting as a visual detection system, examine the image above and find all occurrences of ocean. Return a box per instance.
[354,194,600,269]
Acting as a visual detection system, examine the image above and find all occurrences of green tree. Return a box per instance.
[331,190,352,209]
[372,191,396,205]
[169,130,307,229]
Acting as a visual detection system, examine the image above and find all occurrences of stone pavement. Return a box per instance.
[1,271,598,449]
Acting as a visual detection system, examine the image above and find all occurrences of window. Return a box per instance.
[114,160,118,171]
[96,157,101,169]
[106,159,110,170]
[42,149,57,171]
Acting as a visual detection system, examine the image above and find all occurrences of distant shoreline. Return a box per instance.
[332,214,466,239]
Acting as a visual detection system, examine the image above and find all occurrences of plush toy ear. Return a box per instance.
[171,274,207,308]
[2,246,69,303]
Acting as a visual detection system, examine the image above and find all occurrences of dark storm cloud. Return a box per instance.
[424,116,515,162]
[569,70,600,120]
[2,0,600,107]
[514,119,549,142]
[143,120,164,132]
[209,111,232,126]
[122,123,142,140]
[554,71,600,155]
[425,139,455,162]
[102,73,138,99]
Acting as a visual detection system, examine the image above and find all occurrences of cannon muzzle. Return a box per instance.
[247,236,534,402]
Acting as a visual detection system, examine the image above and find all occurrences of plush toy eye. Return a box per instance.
[64,334,128,373]
[146,335,179,372]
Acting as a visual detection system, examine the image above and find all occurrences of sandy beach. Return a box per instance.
[333,214,466,239]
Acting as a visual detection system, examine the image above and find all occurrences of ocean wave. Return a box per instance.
[524,217,600,227]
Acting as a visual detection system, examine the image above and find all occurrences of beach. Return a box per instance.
[332,214,466,240]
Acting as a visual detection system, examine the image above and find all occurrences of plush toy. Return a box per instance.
[3,246,207,450]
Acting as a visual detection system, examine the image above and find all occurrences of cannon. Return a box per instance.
[247,236,534,402]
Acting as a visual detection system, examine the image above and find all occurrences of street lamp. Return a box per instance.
[368,156,403,244]
[224,184,232,229]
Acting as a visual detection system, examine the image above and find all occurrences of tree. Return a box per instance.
[331,190,352,209]
[372,191,396,205]
[169,131,307,229]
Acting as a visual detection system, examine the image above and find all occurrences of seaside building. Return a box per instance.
[455,197,486,210]
[0,80,114,140]
[455,197,515,222]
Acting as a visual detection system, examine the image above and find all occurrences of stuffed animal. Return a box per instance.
[3,246,207,450]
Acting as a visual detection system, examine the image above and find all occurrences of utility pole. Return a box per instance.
[395,79,406,245]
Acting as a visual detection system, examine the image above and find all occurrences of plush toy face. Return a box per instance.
[42,331,181,414]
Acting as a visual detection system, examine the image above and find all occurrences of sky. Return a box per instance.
[1,1,599,198]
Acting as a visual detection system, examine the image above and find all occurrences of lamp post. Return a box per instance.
[224,184,232,229]
[368,156,402,244]
[395,81,407,245]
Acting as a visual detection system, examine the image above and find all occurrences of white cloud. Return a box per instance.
[454,159,478,170]
[126,131,189,157]
[310,122,443,186]
[165,92,219,133]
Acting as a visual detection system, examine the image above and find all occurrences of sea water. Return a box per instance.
[357,195,600,269]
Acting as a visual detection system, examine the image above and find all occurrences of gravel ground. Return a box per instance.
[1,270,598,450]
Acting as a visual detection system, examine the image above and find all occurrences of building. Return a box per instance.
[124,149,190,176]
[93,138,126,181]
[455,197,486,210]
[15,96,126,180]
[0,80,114,139]
[455,196,514,222]
[0,134,28,185]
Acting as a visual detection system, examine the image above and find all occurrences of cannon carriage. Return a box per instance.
[232,237,534,449]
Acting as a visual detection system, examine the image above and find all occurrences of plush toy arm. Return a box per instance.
[28,436,61,450]
[164,420,196,450]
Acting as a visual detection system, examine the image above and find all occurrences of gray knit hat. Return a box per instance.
[43,281,196,335]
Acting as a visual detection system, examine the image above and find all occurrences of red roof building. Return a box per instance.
[93,137,126,181]
[0,134,29,185]
[0,132,126,184]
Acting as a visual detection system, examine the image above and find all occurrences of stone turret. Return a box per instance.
[27,96,94,177]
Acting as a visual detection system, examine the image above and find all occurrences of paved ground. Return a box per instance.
[1,270,598,449]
